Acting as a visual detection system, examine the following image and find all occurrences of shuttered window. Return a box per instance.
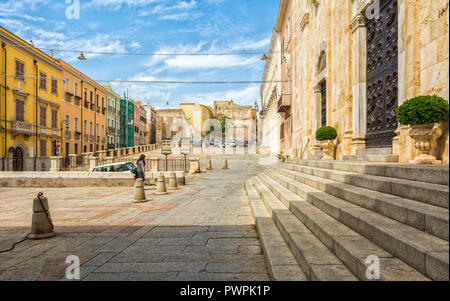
[51,110,58,128]
[15,99,25,122]
[15,59,25,81]
[51,78,58,95]
[39,72,47,90]
[40,139,47,157]
[40,106,47,127]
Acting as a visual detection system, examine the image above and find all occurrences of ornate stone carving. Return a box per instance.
[320,140,335,160]
[300,12,310,31]
[351,14,366,32]
[409,123,442,164]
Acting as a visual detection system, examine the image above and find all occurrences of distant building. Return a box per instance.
[104,85,121,149]
[120,95,134,147]
[214,100,257,142]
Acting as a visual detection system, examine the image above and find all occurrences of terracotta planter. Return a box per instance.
[320,140,335,161]
[409,123,442,164]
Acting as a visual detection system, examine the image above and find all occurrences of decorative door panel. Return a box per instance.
[366,0,398,148]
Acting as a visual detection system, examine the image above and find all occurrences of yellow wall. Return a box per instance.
[180,103,214,137]
[1,26,62,169]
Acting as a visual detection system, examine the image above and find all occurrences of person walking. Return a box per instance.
[136,154,146,183]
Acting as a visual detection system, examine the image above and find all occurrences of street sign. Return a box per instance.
[180,138,191,155]
[56,140,61,148]
[56,149,60,157]
[161,140,172,155]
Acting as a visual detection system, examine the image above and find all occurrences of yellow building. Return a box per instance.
[1,26,63,171]
[180,103,214,138]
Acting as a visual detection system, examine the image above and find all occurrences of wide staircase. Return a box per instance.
[246,159,449,281]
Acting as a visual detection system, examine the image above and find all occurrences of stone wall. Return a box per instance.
[268,0,449,164]
[0,171,186,187]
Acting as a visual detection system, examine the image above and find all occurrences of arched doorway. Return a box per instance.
[13,147,24,171]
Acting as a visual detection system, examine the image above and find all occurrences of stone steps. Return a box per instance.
[245,180,307,281]
[256,173,430,281]
[344,154,400,163]
[250,177,358,281]
[280,163,449,209]
[285,159,449,186]
[273,165,449,240]
[264,168,449,281]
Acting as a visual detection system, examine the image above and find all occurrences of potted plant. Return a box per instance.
[316,126,338,160]
[396,95,449,164]
[277,151,285,163]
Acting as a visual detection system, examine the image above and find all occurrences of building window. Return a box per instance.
[40,139,47,157]
[65,115,70,132]
[74,117,79,132]
[15,98,25,122]
[40,106,47,127]
[15,59,25,81]
[90,122,93,135]
[74,143,78,155]
[39,72,47,90]
[90,91,93,103]
[65,78,69,93]
[51,109,58,129]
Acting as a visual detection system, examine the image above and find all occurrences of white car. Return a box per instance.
[92,162,136,173]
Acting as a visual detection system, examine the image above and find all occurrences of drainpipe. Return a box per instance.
[80,80,84,153]
[2,42,6,171]
[94,87,97,154]
[34,59,38,171]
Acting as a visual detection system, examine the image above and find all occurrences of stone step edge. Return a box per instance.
[251,177,358,281]
[280,162,449,210]
[257,172,430,281]
[273,166,449,240]
[266,169,449,281]
[245,180,307,281]
[285,159,449,186]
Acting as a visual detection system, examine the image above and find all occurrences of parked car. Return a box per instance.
[92,162,136,173]
[225,140,237,148]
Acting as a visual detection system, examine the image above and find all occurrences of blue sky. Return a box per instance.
[0,0,279,109]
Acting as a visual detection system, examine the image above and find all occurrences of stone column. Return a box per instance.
[69,154,77,168]
[89,157,98,171]
[310,85,323,155]
[50,157,61,172]
[189,158,200,174]
[350,13,368,154]
[150,157,159,173]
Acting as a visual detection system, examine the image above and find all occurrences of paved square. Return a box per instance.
[0,155,270,281]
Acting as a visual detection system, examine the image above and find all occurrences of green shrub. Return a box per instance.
[396,95,449,125]
[316,126,338,141]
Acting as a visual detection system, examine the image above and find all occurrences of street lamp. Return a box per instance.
[260,53,269,61]
[77,52,87,61]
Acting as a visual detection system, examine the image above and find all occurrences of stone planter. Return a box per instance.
[409,123,442,164]
[320,140,335,161]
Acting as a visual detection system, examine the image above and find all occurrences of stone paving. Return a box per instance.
[0,155,270,281]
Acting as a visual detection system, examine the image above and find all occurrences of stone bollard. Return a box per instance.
[50,156,61,172]
[223,159,229,170]
[206,159,213,170]
[29,192,56,240]
[150,157,159,173]
[134,178,147,203]
[167,172,178,190]
[155,173,168,195]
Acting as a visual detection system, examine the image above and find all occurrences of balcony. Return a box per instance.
[84,134,89,141]
[74,96,81,106]
[102,137,106,144]
[11,121,34,137]
[74,131,81,141]
[90,135,94,142]
[108,106,116,114]
[65,92,73,102]
[102,107,106,115]
[107,127,116,135]
[277,94,291,113]
[84,100,90,109]
[64,130,72,140]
